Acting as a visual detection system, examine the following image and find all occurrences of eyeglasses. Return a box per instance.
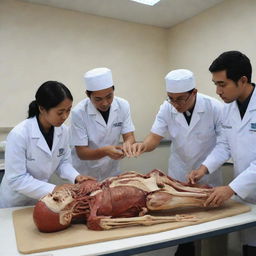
[167,93,192,105]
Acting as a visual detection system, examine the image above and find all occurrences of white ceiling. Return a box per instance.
[22,0,225,28]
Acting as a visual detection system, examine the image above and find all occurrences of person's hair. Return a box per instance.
[28,81,73,118]
[209,51,252,83]
[86,86,115,97]
[187,88,195,94]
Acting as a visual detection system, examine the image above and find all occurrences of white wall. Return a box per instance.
[0,0,168,142]
[1,0,256,174]
[167,0,256,98]
[1,1,251,254]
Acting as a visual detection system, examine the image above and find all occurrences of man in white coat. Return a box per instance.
[131,69,223,256]
[70,67,135,181]
[187,51,256,256]
[132,69,223,186]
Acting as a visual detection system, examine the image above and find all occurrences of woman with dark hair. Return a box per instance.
[0,81,93,208]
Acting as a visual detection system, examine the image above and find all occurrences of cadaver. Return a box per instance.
[33,169,213,232]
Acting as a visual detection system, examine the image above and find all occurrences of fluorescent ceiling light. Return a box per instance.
[131,0,161,6]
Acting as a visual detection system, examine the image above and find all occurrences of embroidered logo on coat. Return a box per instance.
[250,122,256,132]
[57,148,65,157]
[113,122,122,127]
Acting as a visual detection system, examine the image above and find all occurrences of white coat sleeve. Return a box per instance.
[121,101,135,134]
[150,103,169,137]
[55,127,80,182]
[202,108,231,173]
[69,110,89,146]
[5,131,55,199]
[229,160,256,201]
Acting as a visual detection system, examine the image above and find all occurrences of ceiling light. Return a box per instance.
[130,0,161,6]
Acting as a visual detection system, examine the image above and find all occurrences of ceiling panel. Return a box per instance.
[22,0,225,28]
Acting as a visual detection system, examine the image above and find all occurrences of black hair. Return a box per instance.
[209,51,252,83]
[187,88,195,94]
[86,86,115,97]
[28,81,73,118]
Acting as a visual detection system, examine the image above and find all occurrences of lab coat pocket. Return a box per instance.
[196,130,215,140]
[26,156,35,161]
[247,127,256,153]
[26,155,39,175]
[111,122,122,135]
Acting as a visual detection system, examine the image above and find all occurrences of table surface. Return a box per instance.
[1,197,256,256]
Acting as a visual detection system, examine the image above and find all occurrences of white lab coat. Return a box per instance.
[151,93,223,186]
[0,117,79,208]
[69,96,135,180]
[202,88,256,246]
[203,88,256,204]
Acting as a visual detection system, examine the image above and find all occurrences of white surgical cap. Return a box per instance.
[84,67,113,91]
[165,69,195,93]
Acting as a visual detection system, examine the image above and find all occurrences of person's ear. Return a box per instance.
[237,76,248,89]
[38,105,45,114]
[240,76,248,84]
[85,91,90,98]
[192,88,198,95]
